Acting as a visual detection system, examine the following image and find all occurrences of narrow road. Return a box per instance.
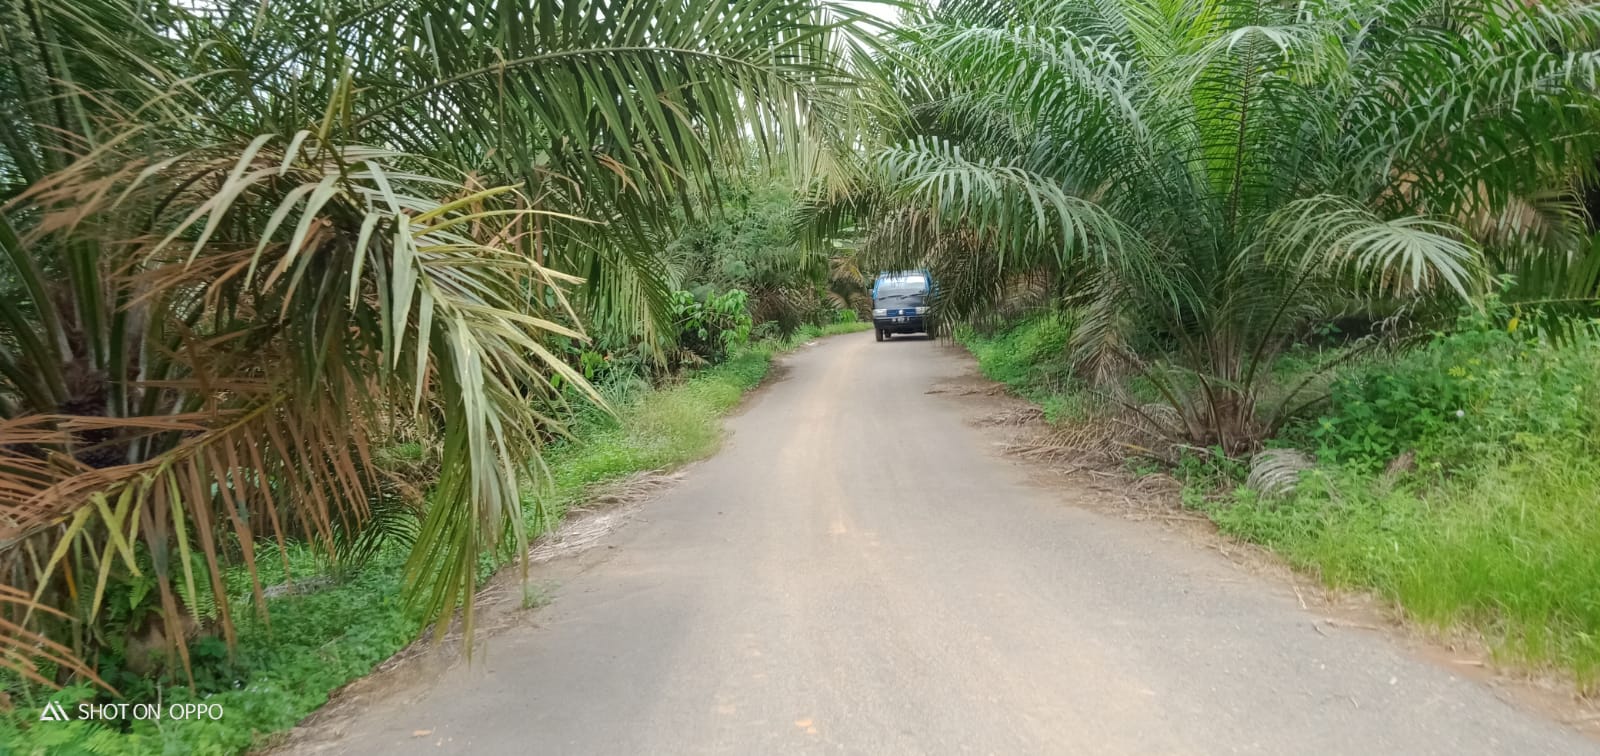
[322,333,1596,755]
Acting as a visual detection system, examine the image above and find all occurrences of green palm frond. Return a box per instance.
[836,0,1600,453]
[1268,196,1480,298]
[1,0,869,687]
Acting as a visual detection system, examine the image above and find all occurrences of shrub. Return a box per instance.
[667,289,754,365]
[960,312,1074,391]
[1203,302,1600,688]
[1305,304,1600,472]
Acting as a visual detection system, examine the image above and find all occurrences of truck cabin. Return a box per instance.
[871,272,937,341]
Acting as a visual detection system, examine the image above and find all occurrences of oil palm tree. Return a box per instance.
[843,0,1600,453]
[0,0,866,686]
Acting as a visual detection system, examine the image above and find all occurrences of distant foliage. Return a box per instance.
[670,178,868,335]
[673,183,807,291]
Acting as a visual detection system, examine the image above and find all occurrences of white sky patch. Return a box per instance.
[838,0,902,25]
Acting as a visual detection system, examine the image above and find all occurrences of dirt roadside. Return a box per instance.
[267,335,1599,754]
[931,361,1600,740]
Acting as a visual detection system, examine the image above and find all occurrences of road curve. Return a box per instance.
[322,332,1597,755]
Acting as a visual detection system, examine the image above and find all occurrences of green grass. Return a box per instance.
[958,313,1072,388]
[956,313,1099,423]
[1204,315,1600,690]
[1,549,421,754]
[1209,456,1600,689]
[0,330,852,755]
[533,346,776,521]
[961,308,1600,691]
[789,320,873,342]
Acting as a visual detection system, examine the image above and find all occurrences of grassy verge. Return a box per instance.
[1206,313,1600,690]
[1,324,866,755]
[1210,459,1600,687]
[959,312,1600,692]
[958,314,1090,422]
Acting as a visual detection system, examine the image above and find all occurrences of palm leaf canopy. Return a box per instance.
[834,0,1600,449]
[0,0,869,684]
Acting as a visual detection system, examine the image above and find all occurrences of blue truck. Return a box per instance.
[871,270,937,342]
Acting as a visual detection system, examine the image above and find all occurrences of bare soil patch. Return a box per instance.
[263,346,805,754]
[927,344,1600,740]
[258,470,684,754]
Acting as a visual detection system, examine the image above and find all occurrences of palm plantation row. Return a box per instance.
[1,0,873,691]
[846,0,1600,451]
[3,0,1600,749]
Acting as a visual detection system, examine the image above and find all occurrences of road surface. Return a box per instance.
[316,332,1597,755]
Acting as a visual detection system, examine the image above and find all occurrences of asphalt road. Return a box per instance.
[321,332,1598,755]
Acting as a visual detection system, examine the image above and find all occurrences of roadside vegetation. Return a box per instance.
[0,323,865,753]
[5,0,1600,748]
[1212,306,1600,688]
[0,0,874,749]
[961,305,1600,690]
[829,0,1600,695]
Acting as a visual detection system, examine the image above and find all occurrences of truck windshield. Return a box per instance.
[876,285,925,302]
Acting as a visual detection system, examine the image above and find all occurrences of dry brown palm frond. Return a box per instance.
[1005,427,1116,464]
[1247,448,1314,497]
[975,406,1045,426]
[1,129,606,687]
[0,584,113,692]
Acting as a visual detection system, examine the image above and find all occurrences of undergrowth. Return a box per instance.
[1209,308,1600,689]
[0,326,863,755]
[962,307,1600,691]
[957,313,1092,423]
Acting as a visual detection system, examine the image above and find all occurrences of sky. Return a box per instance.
[838,0,903,25]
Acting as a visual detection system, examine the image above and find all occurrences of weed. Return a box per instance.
[959,313,1073,390]
[1299,304,1600,473]
[521,583,553,610]
[1211,458,1600,690]
[0,330,847,754]
[964,307,1600,690]
[957,313,1100,422]
[1208,308,1600,688]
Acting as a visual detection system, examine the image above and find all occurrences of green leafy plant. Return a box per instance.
[1307,302,1600,471]
[667,290,756,366]
[832,0,1600,454]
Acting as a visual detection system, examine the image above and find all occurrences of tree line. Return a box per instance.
[4,0,1600,711]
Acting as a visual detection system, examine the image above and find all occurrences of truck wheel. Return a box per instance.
[875,329,884,342]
